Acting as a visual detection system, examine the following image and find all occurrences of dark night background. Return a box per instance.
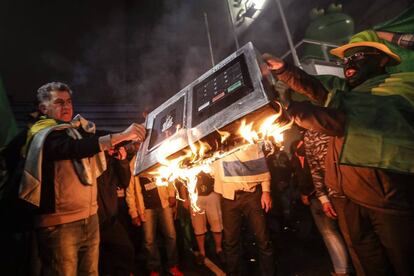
[0,0,411,115]
[0,1,412,275]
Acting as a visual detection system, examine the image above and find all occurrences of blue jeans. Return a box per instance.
[310,198,352,274]
[142,207,178,271]
[36,214,100,276]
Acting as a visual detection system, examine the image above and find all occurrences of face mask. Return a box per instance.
[343,48,386,88]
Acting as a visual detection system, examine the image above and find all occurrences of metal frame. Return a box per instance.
[281,38,340,62]
[134,87,189,174]
[134,42,276,175]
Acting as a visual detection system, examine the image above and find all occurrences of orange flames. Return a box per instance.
[239,103,293,145]
[150,105,293,212]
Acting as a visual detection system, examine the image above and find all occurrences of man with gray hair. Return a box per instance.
[20,81,146,276]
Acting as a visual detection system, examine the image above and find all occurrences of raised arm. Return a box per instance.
[262,53,329,105]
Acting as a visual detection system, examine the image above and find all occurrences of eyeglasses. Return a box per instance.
[343,52,380,65]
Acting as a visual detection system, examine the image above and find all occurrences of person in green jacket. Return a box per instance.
[262,30,414,276]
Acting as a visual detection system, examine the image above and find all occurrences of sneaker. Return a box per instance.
[168,265,184,276]
[150,271,160,276]
[195,254,205,265]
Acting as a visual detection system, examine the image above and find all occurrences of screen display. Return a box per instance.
[148,96,185,150]
[191,54,253,127]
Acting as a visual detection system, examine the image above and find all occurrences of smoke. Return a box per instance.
[72,0,225,114]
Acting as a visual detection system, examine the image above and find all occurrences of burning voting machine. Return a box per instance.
[134,42,289,176]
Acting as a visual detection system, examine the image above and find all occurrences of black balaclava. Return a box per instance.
[343,46,388,88]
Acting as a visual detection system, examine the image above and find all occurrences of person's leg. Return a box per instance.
[37,220,82,276]
[221,196,243,276]
[310,198,352,274]
[159,207,179,268]
[242,191,275,276]
[99,219,135,276]
[212,232,223,254]
[77,214,100,276]
[191,198,208,257]
[195,234,207,256]
[369,209,414,276]
[331,197,366,276]
[205,192,223,254]
[342,200,393,276]
[142,209,162,273]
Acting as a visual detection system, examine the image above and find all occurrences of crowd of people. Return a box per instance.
[0,27,413,276]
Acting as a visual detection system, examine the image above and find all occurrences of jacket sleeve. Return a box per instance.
[260,180,271,193]
[43,130,101,161]
[304,140,328,199]
[275,63,329,105]
[288,101,345,136]
[125,173,143,219]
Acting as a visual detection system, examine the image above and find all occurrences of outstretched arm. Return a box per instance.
[262,53,329,105]
[288,101,345,137]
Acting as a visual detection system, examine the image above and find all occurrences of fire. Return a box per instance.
[153,139,212,212]
[240,103,293,145]
[216,128,231,144]
[149,105,293,212]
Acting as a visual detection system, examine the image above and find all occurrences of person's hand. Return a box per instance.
[118,146,127,160]
[301,194,310,206]
[262,53,285,71]
[168,196,177,208]
[261,191,272,213]
[274,81,291,109]
[322,201,338,219]
[131,216,142,226]
[113,146,127,160]
[121,123,146,142]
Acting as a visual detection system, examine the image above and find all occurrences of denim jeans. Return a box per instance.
[310,198,352,274]
[142,206,178,271]
[36,214,100,276]
[221,190,275,276]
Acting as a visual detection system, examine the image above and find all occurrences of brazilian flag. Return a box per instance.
[374,4,414,73]
[315,6,414,174]
[328,73,414,174]
[0,77,18,147]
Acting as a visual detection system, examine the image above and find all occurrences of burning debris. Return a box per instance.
[134,42,293,211]
[148,103,293,212]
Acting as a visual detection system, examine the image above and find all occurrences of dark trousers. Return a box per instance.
[332,197,414,276]
[221,190,275,276]
[100,218,135,276]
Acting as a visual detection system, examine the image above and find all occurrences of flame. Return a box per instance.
[216,128,231,144]
[149,104,293,212]
[239,103,293,145]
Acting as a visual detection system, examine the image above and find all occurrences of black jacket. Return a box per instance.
[97,155,131,226]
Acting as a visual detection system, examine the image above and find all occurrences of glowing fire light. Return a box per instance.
[240,103,293,145]
[150,104,293,212]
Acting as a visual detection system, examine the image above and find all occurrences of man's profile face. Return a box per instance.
[40,90,73,122]
[343,47,387,88]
